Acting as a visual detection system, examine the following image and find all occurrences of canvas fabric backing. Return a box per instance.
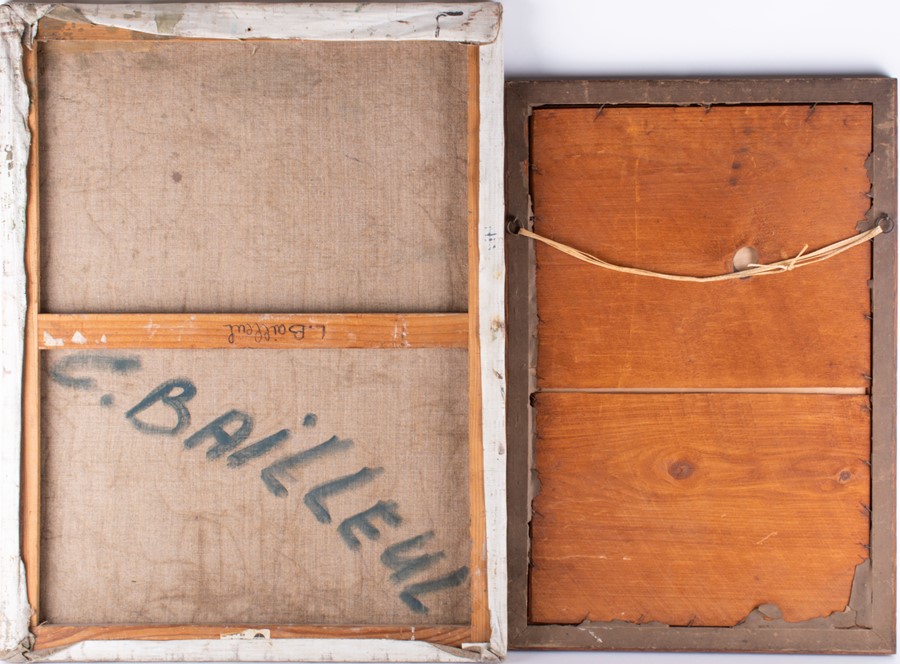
[40,348,470,625]
[38,39,469,313]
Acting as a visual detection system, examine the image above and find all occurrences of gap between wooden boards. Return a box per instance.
[537,387,869,395]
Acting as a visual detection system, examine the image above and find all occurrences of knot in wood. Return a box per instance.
[668,459,695,480]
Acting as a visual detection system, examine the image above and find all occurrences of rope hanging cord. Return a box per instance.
[510,215,893,284]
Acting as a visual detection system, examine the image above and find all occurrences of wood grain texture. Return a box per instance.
[37,313,468,349]
[466,44,490,644]
[531,105,873,389]
[33,624,471,651]
[529,393,871,627]
[36,18,172,42]
[506,78,894,654]
[22,42,40,627]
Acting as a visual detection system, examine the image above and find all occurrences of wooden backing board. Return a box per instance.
[530,392,870,627]
[505,78,897,654]
[0,4,507,661]
[531,105,872,389]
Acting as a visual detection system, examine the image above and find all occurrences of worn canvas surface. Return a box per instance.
[38,39,469,313]
[40,349,470,624]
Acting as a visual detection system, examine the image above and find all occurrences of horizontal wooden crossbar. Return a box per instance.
[33,624,472,650]
[37,313,469,350]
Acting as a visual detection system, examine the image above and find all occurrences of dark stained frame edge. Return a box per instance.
[504,78,898,653]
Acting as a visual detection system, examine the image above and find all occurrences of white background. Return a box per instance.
[503,1,899,663]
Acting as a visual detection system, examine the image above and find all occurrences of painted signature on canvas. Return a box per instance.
[48,353,468,615]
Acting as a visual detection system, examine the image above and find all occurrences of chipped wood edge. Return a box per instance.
[504,77,897,654]
[0,6,33,662]
[1,3,505,663]
[6,2,500,44]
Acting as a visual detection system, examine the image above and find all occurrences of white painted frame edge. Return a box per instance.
[474,35,507,662]
[11,2,500,43]
[0,8,31,661]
